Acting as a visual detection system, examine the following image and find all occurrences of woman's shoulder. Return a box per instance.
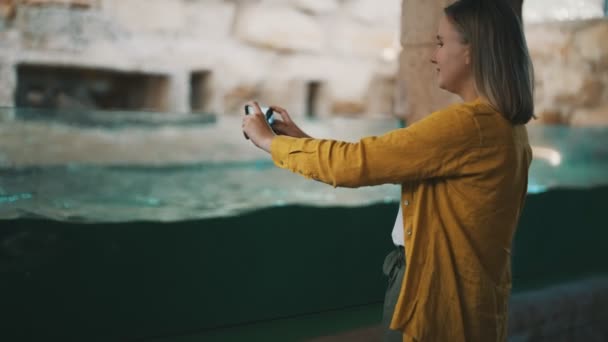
[405,101,483,140]
[435,98,496,117]
[432,99,528,146]
[419,100,488,129]
[426,99,506,133]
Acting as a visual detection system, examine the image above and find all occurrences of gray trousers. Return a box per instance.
[382,246,406,342]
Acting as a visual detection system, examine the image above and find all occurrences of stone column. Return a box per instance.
[395,0,458,124]
[167,71,190,114]
[0,62,15,120]
[0,0,15,109]
[0,62,15,108]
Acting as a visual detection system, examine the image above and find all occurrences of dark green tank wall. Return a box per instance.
[1,185,607,341]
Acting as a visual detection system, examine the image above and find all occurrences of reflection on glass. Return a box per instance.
[532,147,561,166]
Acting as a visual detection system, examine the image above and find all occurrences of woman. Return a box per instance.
[242,0,534,340]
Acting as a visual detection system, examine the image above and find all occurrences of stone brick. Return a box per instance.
[15,5,107,50]
[0,62,15,106]
[536,110,569,125]
[182,1,236,40]
[21,0,96,7]
[291,0,338,15]
[258,54,381,117]
[345,0,401,27]
[573,20,608,69]
[554,77,604,108]
[367,74,397,117]
[526,19,608,124]
[0,0,16,19]
[401,0,452,46]
[222,84,260,115]
[330,18,397,59]
[234,5,323,53]
[570,106,608,127]
[330,100,367,116]
[526,23,573,60]
[101,0,185,33]
[273,55,380,117]
[326,65,376,114]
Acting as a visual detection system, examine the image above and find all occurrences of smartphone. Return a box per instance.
[245,105,275,125]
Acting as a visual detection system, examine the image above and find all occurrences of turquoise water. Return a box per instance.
[1,107,607,222]
[0,161,402,222]
[526,125,608,193]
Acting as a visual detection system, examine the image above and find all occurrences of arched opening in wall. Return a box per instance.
[368,76,396,117]
[190,71,213,114]
[305,81,322,118]
[15,64,169,111]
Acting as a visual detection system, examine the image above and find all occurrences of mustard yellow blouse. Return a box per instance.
[270,99,532,341]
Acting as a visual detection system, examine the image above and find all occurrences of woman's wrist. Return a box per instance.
[259,135,274,153]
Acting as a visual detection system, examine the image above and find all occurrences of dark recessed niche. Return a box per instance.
[305,81,322,118]
[189,70,213,114]
[15,64,169,111]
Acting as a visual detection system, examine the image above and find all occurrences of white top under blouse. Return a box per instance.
[391,206,404,246]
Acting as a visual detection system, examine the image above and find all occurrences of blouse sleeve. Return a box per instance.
[270,107,480,188]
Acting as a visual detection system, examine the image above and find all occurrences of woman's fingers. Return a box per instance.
[271,121,288,135]
[245,101,264,117]
[243,102,263,139]
[243,102,306,140]
[243,103,274,133]
[242,117,249,139]
[270,105,292,123]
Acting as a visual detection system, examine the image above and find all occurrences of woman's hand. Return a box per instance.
[242,101,275,153]
[269,106,311,139]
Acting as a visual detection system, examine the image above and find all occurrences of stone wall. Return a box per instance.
[0,0,401,118]
[397,0,608,127]
[527,19,608,126]
[1,0,607,125]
